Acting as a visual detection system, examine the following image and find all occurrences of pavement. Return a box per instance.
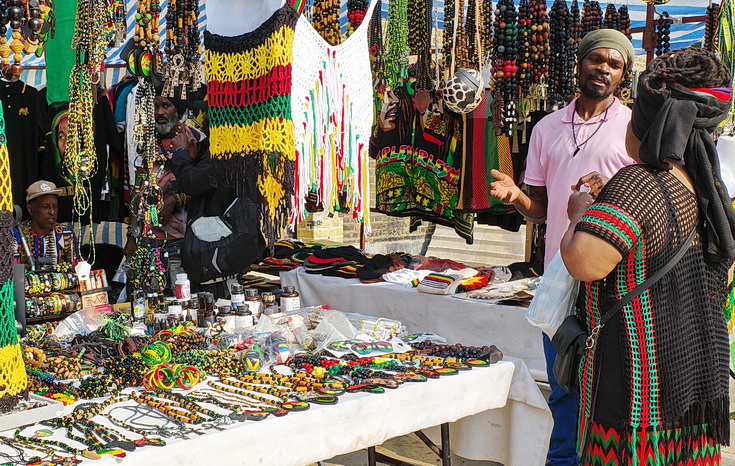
[308,379,735,466]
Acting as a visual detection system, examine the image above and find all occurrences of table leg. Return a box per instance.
[368,445,377,466]
[440,423,451,466]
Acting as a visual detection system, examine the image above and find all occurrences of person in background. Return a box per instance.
[124,87,205,290]
[170,116,264,299]
[14,180,79,269]
[489,28,636,465]
[560,47,734,464]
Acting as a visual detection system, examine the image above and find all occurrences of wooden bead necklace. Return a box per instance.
[704,3,720,51]
[547,0,570,104]
[617,4,632,39]
[581,0,603,36]
[492,0,519,135]
[655,11,671,56]
[604,2,619,29]
[311,0,341,45]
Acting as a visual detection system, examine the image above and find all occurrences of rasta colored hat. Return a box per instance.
[578,28,635,72]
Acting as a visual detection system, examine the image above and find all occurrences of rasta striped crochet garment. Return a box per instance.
[0,104,27,412]
[205,6,299,247]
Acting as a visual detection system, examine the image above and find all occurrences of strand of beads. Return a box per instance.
[581,0,602,36]
[311,0,340,45]
[384,0,409,89]
[492,0,519,136]
[604,3,619,29]
[618,4,631,39]
[347,0,368,33]
[517,0,532,96]
[704,3,720,51]
[655,11,670,56]
[442,0,456,71]
[567,0,582,96]
[163,0,203,100]
[480,0,494,69]
[368,0,385,94]
[546,0,570,105]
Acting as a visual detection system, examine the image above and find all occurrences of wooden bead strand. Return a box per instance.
[704,3,720,51]
[581,0,603,36]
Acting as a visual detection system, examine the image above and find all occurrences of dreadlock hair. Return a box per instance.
[640,46,732,94]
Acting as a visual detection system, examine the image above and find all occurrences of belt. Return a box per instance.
[199,274,238,286]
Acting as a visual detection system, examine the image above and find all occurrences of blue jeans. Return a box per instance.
[544,333,580,465]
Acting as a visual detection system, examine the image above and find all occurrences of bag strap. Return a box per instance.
[597,225,697,327]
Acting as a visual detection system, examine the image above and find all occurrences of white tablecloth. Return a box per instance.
[280,267,547,382]
[11,358,551,466]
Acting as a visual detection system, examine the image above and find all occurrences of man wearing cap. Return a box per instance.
[489,29,636,465]
[14,180,80,268]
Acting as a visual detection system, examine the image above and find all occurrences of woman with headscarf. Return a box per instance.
[560,47,735,464]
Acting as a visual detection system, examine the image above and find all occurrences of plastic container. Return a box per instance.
[280,285,301,313]
[245,288,263,317]
[175,273,191,300]
[261,292,278,316]
[235,304,254,328]
[230,284,245,308]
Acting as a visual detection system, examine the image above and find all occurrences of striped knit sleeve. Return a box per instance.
[575,202,643,257]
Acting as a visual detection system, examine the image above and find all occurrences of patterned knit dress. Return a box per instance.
[204,5,300,247]
[575,164,730,465]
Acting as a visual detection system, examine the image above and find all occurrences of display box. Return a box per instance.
[0,394,64,432]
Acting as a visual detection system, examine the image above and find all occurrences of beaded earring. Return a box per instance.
[655,11,671,56]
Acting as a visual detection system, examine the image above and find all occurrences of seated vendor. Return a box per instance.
[13,180,80,269]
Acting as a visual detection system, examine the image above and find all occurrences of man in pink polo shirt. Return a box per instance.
[490,29,635,465]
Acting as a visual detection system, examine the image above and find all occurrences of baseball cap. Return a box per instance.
[26,180,63,203]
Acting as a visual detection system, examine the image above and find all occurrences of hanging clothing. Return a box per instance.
[372,87,474,243]
[204,5,299,248]
[13,220,80,268]
[290,0,377,230]
[1,80,49,206]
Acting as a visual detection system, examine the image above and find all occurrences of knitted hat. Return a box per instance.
[578,29,635,72]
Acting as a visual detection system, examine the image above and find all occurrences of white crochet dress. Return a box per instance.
[290,0,378,231]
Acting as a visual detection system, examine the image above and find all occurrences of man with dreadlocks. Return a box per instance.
[561,47,734,464]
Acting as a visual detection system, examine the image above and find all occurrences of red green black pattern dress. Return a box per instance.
[574,164,731,465]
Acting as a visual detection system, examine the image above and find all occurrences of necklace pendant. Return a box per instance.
[572,147,580,157]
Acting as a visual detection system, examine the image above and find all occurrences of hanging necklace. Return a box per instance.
[570,100,613,157]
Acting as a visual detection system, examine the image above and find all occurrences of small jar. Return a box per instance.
[244,288,263,317]
[280,285,301,313]
[235,304,254,328]
[230,284,245,308]
[175,273,191,300]
[261,292,278,316]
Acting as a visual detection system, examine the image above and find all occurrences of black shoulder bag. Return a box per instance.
[551,226,697,392]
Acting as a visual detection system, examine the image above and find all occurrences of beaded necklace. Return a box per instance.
[603,3,619,30]
[311,0,341,45]
[163,0,203,100]
[347,0,369,34]
[131,392,209,425]
[205,380,310,413]
[704,3,720,51]
[384,0,409,89]
[618,5,632,39]
[155,123,182,163]
[492,0,519,135]
[655,11,671,56]
[106,404,188,438]
[581,0,602,36]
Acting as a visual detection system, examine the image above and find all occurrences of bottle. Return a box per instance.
[188,296,200,326]
[203,293,215,326]
[131,290,145,321]
[244,288,263,318]
[261,292,278,316]
[230,284,245,308]
[280,285,301,313]
[235,304,254,328]
[218,305,235,332]
[167,304,184,321]
[175,273,191,300]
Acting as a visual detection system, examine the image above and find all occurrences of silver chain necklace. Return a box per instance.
[571,100,614,157]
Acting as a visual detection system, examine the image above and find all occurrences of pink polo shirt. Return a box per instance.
[524,97,634,267]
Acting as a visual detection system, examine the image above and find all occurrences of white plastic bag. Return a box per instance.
[525,251,580,338]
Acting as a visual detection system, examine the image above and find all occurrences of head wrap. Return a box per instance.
[154,83,187,117]
[632,70,735,263]
[577,28,635,72]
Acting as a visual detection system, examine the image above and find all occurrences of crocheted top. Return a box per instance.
[290,1,377,230]
[204,5,299,247]
[575,164,731,453]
